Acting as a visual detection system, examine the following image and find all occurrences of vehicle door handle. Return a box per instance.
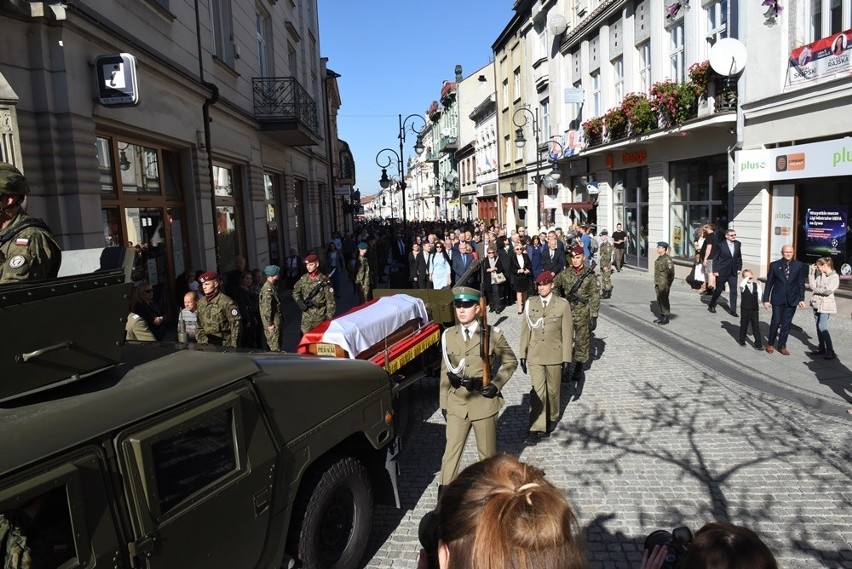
[253,488,270,517]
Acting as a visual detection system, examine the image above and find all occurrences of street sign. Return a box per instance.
[564,88,584,104]
[95,53,139,106]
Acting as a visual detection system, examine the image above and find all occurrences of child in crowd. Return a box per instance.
[738,269,763,348]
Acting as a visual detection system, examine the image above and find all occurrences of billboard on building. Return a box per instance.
[787,29,852,88]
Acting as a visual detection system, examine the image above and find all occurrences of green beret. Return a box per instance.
[0,163,29,196]
[452,286,480,302]
[657,241,669,249]
[264,264,281,276]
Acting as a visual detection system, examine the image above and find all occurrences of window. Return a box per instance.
[810,0,851,41]
[538,28,549,60]
[504,135,511,164]
[612,57,624,102]
[502,79,509,108]
[211,0,234,66]
[669,155,728,260]
[591,71,601,116]
[638,42,652,93]
[705,0,728,45]
[1,487,78,567]
[264,173,281,265]
[213,164,246,273]
[669,23,685,83]
[256,9,271,77]
[513,68,521,101]
[540,99,551,139]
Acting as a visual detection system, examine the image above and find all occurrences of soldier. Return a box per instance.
[439,286,518,487]
[354,241,371,303]
[0,163,62,283]
[292,252,336,334]
[598,230,614,299]
[654,241,675,325]
[519,271,573,443]
[196,271,242,348]
[554,245,600,388]
[259,265,282,351]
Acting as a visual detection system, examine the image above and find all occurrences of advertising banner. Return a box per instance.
[805,207,847,257]
[735,137,852,183]
[769,184,795,263]
[787,29,852,88]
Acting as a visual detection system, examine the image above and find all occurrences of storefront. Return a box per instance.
[736,137,852,289]
[610,165,649,270]
[668,154,729,261]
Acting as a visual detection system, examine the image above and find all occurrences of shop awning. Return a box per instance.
[562,202,594,210]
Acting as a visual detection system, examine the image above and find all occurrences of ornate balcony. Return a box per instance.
[253,77,321,146]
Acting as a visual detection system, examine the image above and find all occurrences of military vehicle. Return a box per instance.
[0,248,410,569]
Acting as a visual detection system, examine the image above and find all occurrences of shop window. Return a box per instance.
[213,164,246,273]
[96,137,116,195]
[102,207,122,247]
[264,173,282,266]
[668,155,728,260]
[796,176,852,288]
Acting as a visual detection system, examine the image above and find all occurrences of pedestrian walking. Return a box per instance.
[707,228,742,315]
[439,286,518,487]
[292,253,336,334]
[354,242,372,302]
[807,257,839,360]
[698,223,717,295]
[737,270,763,349]
[598,230,614,299]
[196,271,242,348]
[762,244,807,355]
[0,163,62,283]
[520,271,573,442]
[554,246,599,386]
[653,241,675,325]
[509,242,532,314]
[483,244,506,313]
[259,265,282,351]
[611,223,627,271]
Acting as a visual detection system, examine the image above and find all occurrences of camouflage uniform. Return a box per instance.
[259,280,282,351]
[196,292,242,348]
[655,252,675,316]
[292,272,336,333]
[0,514,31,569]
[355,255,371,303]
[598,241,614,294]
[554,265,600,365]
[0,211,61,284]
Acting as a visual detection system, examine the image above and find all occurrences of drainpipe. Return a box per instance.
[195,0,221,271]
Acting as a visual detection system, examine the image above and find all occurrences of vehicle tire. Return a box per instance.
[289,455,373,569]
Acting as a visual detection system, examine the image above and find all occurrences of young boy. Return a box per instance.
[738,269,763,348]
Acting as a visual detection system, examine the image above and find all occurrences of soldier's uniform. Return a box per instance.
[520,272,573,437]
[440,287,517,485]
[0,164,62,284]
[125,313,156,341]
[598,231,614,298]
[196,273,242,348]
[293,269,336,334]
[354,243,372,303]
[654,241,675,324]
[259,265,282,351]
[554,247,600,378]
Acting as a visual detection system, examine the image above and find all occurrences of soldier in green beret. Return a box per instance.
[598,230,614,299]
[654,241,675,325]
[354,242,372,303]
[196,271,242,348]
[259,265,282,351]
[439,286,517,486]
[0,163,62,283]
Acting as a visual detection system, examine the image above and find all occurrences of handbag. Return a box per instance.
[692,263,705,283]
[494,272,507,284]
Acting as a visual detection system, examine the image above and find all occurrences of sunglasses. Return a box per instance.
[454,300,477,308]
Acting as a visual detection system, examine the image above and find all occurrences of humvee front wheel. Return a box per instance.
[290,456,373,568]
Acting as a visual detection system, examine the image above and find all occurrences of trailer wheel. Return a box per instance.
[290,456,373,569]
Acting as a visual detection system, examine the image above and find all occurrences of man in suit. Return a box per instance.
[439,286,518,486]
[451,241,474,285]
[519,271,573,443]
[408,242,428,289]
[762,244,807,355]
[540,235,566,276]
[708,228,743,315]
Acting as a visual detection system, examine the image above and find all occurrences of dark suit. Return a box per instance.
[409,251,428,288]
[539,246,565,276]
[452,251,474,285]
[762,257,806,350]
[708,238,743,313]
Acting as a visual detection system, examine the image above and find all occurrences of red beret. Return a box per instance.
[571,245,585,257]
[305,253,319,264]
[535,271,554,285]
[198,271,218,283]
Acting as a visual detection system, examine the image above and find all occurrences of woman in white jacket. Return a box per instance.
[808,256,839,360]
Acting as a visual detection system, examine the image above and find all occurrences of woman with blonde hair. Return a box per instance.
[808,256,839,360]
[424,454,587,569]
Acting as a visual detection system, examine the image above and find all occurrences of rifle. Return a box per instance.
[564,261,597,305]
[455,258,481,288]
[296,268,336,311]
[479,258,491,387]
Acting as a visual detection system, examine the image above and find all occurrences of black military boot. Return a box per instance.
[658,315,670,325]
[572,363,586,400]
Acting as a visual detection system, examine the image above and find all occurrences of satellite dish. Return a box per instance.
[547,13,569,36]
[709,38,748,76]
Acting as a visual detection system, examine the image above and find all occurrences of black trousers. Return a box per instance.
[486,282,504,311]
[738,308,761,346]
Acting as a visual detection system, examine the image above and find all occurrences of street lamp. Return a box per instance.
[514,107,568,226]
[375,113,427,223]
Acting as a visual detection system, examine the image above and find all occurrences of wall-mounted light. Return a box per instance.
[118,142,131,171]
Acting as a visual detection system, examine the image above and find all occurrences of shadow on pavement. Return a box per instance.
[805,354,852,407]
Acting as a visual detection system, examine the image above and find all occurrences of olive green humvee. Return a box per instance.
[0,249,403,569]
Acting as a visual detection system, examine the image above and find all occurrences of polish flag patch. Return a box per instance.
[15,237,29,246]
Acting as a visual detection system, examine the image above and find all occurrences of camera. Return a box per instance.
[644,526,693,568]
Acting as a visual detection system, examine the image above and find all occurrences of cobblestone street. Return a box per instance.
[362,270,852,569]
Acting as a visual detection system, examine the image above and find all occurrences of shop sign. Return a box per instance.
[334,186,351,196]
[622,151,647,165]
[95,53,140,106]
[769,185,795,262]
[805,207,846,257]
[735,137,852,183]
[787,29,851,88]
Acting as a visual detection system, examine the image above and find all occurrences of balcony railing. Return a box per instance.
[252,77,320,145]
[437,134,459,153]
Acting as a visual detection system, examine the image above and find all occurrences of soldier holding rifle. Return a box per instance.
[439,284,517,488]
[292,252,336,334]
[554,245,600,390]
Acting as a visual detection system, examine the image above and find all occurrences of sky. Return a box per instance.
[318,1,516,198]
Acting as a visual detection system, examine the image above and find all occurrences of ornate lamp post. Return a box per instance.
[513,107,564,228]
[375,113,427,223]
